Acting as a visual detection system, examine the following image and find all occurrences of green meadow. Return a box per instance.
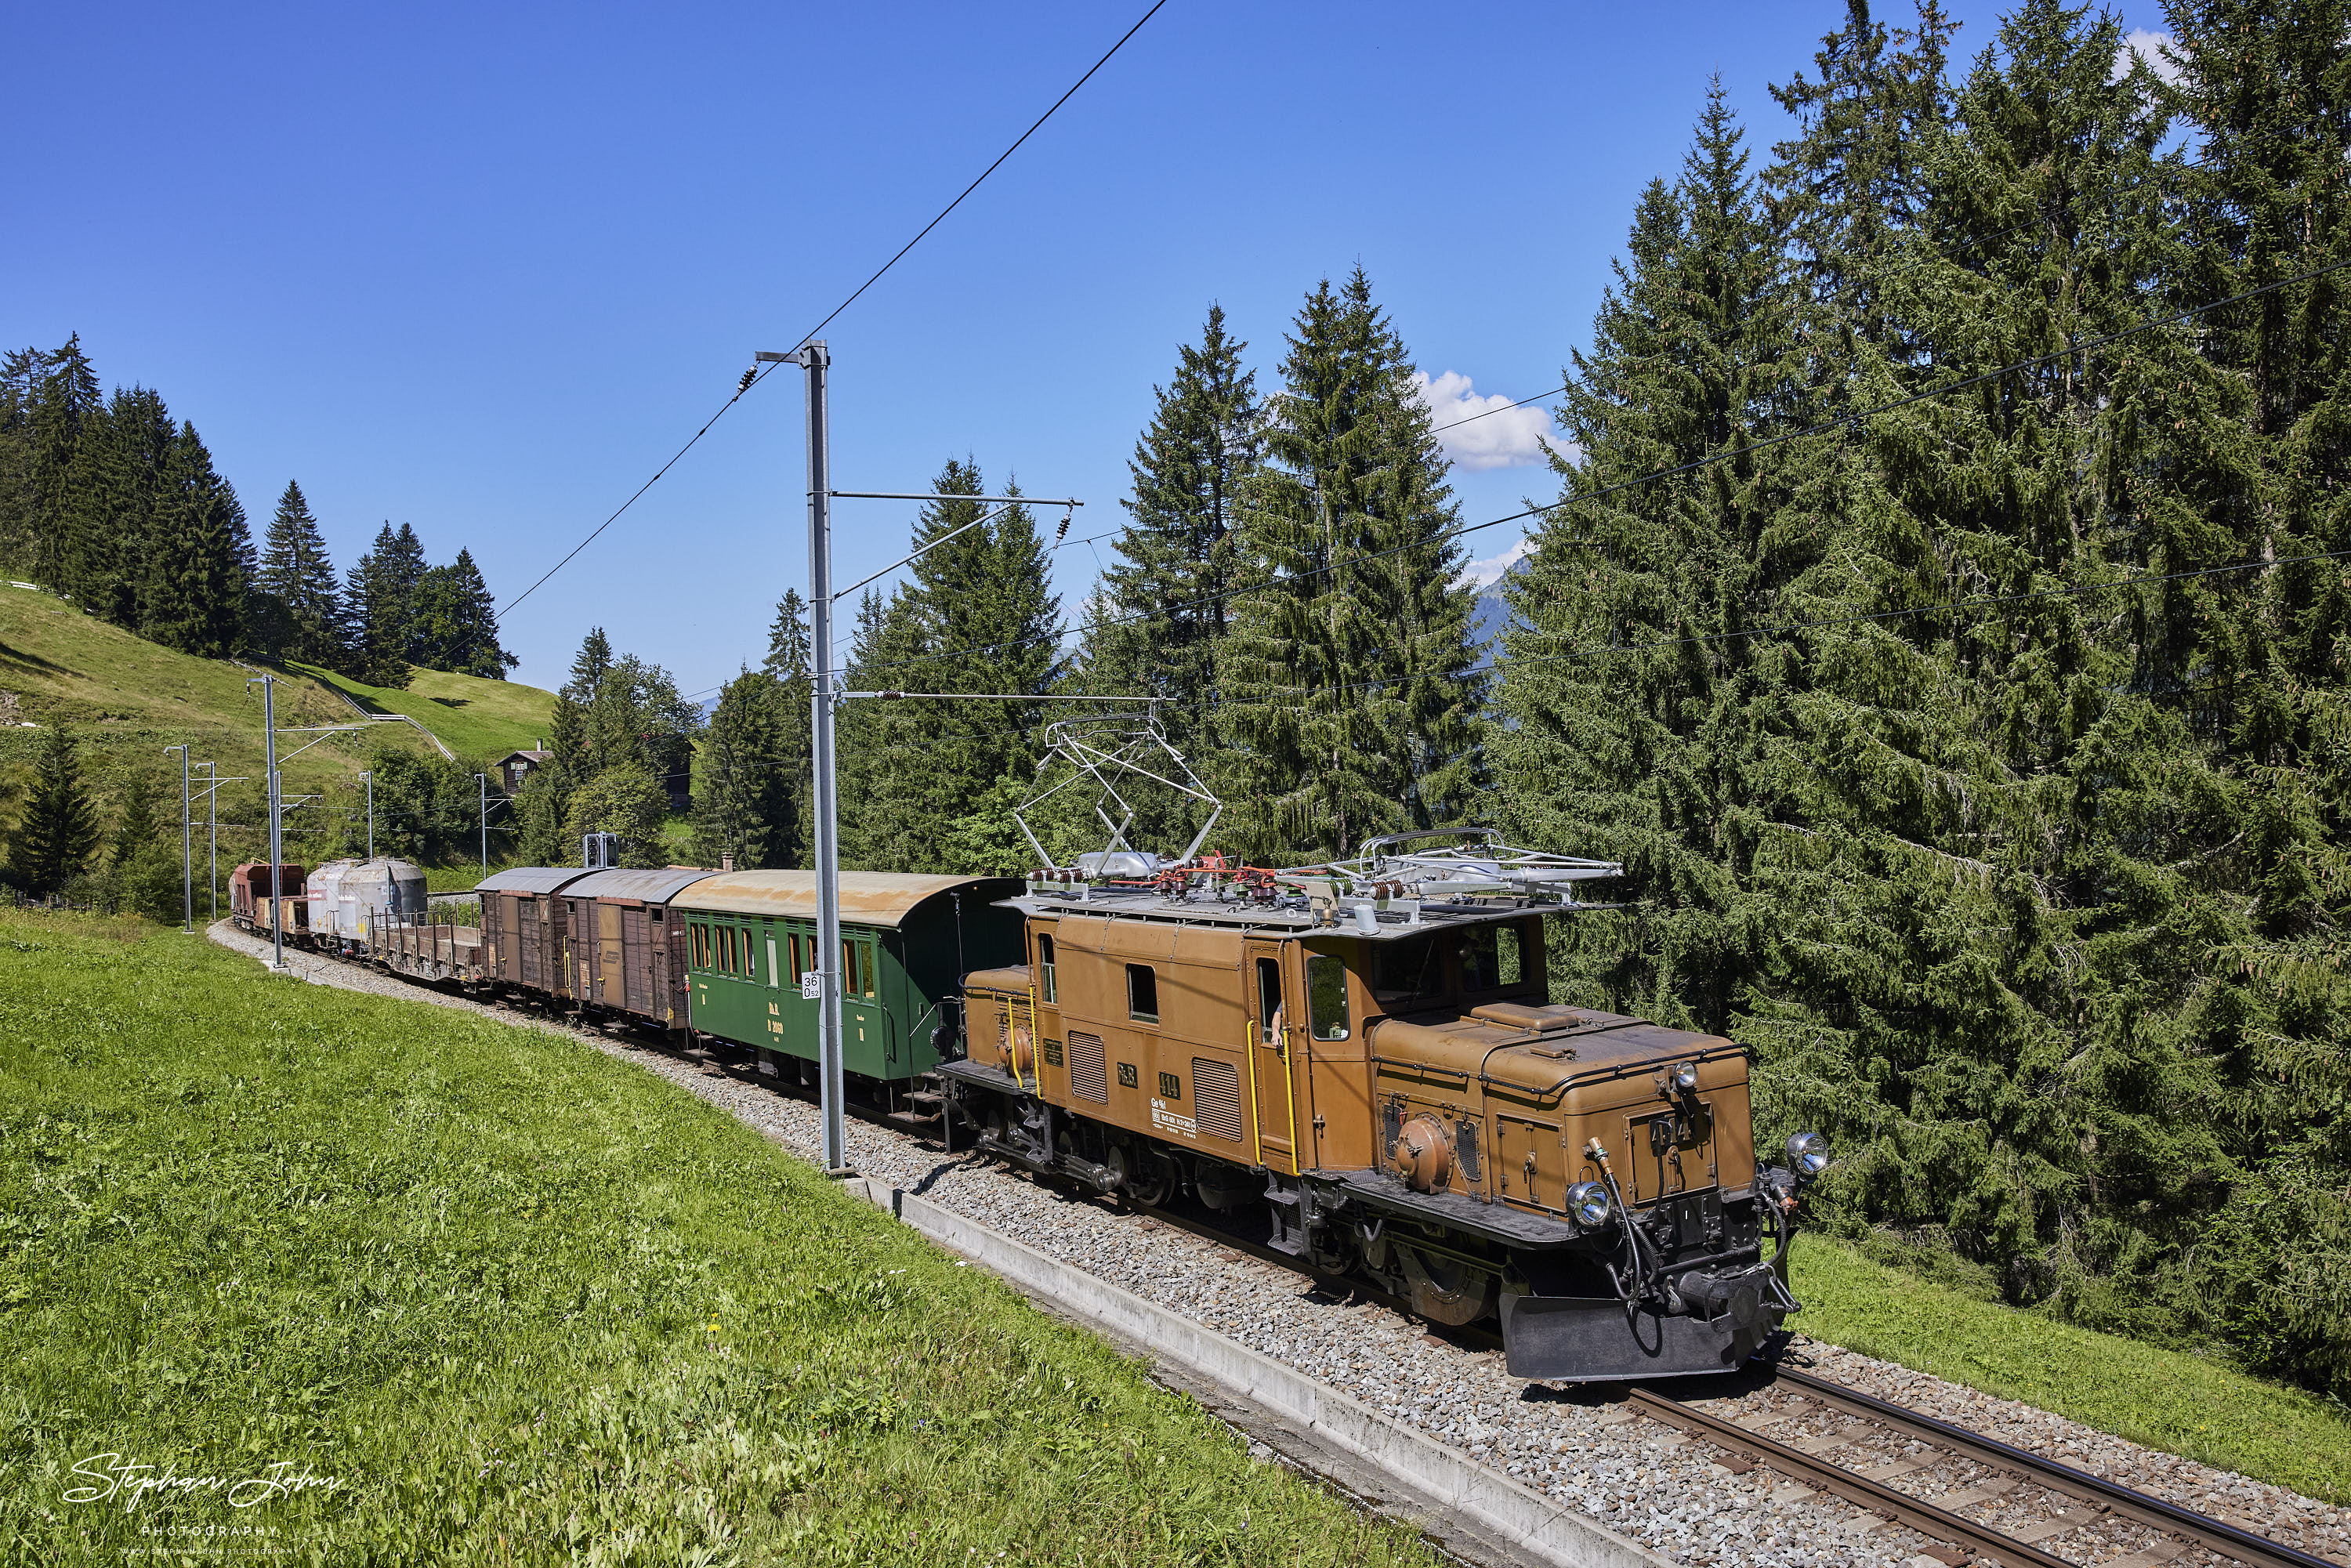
[0,911,1439,1566]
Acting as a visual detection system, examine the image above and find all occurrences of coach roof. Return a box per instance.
[673,871,1016,930]
[561,867,718,904]
[473,867,603,895]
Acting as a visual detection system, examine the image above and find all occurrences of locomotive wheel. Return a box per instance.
[1124,1148,1177,1208]
[1398,1243,1495,1327]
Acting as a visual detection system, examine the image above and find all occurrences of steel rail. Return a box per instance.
[1770,1367,2335,1568]
[1626,1386,2075,1568]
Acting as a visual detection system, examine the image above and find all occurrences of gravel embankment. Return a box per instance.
[206,922,2349,1568]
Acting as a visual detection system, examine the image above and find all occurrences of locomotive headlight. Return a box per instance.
[1668,1061,1699,1095]
[1786,1132,1831,1179]
[1567,1181,1614,1228]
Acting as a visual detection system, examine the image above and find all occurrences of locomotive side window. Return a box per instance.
[1306,954,1349,1040]
[1038,933,1058,1004]
[1371,935,1440,1005]
[1497,922,1523,986]
[1255,957,1282,1044]
[1457,925,1501,992]
[1127,964,1159,1023]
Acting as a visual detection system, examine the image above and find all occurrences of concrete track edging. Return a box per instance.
[845,1175,1668,1568]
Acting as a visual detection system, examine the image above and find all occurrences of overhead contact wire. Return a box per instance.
[509,0,1170,616]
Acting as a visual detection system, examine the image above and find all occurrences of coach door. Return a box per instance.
[1245,940,1299,1174]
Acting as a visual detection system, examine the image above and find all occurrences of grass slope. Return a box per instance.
[1791,1239,2351,1504]
[0,911,1440,1567]
[291,661,555,761]
[0,584,435,872]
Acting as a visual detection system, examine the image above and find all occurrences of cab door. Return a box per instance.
[1245,940,1299,1173]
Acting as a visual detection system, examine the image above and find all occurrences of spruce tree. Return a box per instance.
[66,386,176,632]
[5,725,100,896]
[143,423,247,657]
[692,668,794,868]
[440,549,516,677]
[26,336,101,596]
[2153,0,2351,1390]
[339,525,413,687]
[566,626,614,700]
[836,461,1063,872]
[259,480,342,664]
[1766,0,1960,363]
[762,588,814,867]
[1498,82,1805,1033]
[1223,269,1483,860]
[1104,305,1260,759]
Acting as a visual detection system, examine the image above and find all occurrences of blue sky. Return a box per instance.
[2,0,2177,697]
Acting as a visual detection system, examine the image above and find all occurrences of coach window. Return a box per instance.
[1306,954,1349,1041]
[1126,963,1159,1024]
[690,923,707,970]
[1037,933,1058,1004]
[841,938,876,999]
[748,929,760,982]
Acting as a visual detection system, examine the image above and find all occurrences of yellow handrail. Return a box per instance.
[1243,1022,1263,1168]
[1022,987,1041,1093]
[1281,1027,1302,1177]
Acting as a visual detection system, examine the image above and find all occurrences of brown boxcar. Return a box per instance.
[555,867,710,1027]
[476,867,600,996]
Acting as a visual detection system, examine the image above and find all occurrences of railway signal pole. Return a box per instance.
[752,342,1082,1178]
[245,675,288,972]
[164,744,191,932]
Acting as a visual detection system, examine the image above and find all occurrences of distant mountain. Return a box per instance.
[1469,580,1520,672]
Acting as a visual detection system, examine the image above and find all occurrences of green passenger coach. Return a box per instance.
[671,871,1023,1083]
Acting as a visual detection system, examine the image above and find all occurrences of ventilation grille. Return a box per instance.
[1068,1030,1109,1103]
[1192,1057,1244,1142]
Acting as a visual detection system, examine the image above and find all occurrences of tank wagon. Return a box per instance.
[937,715,1832,1382]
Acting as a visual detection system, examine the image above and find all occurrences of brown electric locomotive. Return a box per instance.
[936,717,1830,1382]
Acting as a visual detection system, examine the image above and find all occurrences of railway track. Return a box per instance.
[871,1092,2331,1568]
[1629,1368,2331,1568]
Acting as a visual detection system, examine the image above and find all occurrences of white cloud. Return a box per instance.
[1409,371,1574,471]
[2115,27,2185,86]
[1461,536,1532,588]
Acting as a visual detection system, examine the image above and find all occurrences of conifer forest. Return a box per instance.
[4,0,2348,1404]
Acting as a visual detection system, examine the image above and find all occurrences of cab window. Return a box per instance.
[1456,926,1501,992]
[1371,935,1440,1005]
[1306,954,1349,1040]
[1498,922,1524,987]
[1037,932,1058,1005]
